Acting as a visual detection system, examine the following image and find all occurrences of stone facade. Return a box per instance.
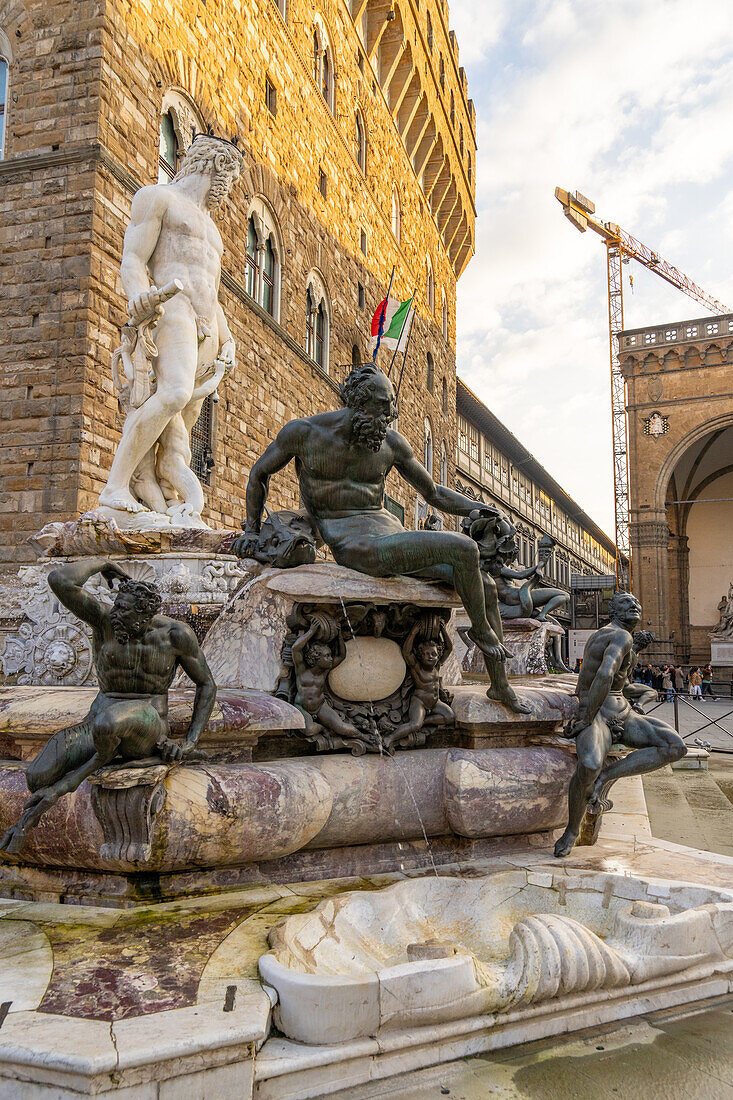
[619,314,733,666]
[454,379,617,630]
[0,0,475,564]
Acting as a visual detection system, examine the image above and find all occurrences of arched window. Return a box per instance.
[0,53,9,160]
[157,89,205,183]
[391,189,401,244]
[442,376,448,414]
[441,291,448,340]
[306,271,330,372]
[459,124,464,157]
[440,443,448,487]
[244,198,282,320]
[355,109,366,172]
[426,256,435,314]
[426,11,433,51]
[313,21,335,113]
[423,418,434,477]
[322,50,331,102]
[426,351,434,393]
[439,55,445,91]
[450,91,455,127]
[352,343,362,368]
[262,238,276,315]
[158,111,178,179]
[245,217,258,298]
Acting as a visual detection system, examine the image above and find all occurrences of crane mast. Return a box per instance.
[555,187,731,589]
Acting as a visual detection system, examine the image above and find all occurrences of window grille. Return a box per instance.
[190,394,214,484]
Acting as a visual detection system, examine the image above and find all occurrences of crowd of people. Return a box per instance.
[632,663,727,701]
[570,659,730,700]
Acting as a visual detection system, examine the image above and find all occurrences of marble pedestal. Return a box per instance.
[459,615,566,678]
[199,561,464,692]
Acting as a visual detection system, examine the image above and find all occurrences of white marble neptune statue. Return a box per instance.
[96,133,244,529]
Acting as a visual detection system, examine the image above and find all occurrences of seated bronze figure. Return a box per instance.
[0,559,216,856]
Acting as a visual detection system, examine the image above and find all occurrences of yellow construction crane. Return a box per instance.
[555,186,731,589]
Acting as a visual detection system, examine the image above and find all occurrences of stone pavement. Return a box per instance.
[364,997,733,1100]
[643,754,733,859]
[649,697,733,753]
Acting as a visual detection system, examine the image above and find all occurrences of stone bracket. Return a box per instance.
[89,764,170,864]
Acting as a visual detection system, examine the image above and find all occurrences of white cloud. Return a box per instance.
[451,0,733,538]
[448,0,510,65]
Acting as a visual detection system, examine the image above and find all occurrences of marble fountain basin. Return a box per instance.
[259,869,733,1045]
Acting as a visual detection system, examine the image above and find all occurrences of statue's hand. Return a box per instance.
[231,531,261,560]
[128,286,163,328]
[100,562,129,588]
[218,339,236,376]
[157,738,187,763]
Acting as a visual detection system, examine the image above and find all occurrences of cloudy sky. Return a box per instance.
[449,0,733,537]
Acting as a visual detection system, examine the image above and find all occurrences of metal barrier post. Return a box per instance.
[673,692,679,734]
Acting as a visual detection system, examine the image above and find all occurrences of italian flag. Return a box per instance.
[369,295,414,355]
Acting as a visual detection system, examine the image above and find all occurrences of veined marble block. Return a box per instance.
[459,614,566,677]
[0,743,574,880]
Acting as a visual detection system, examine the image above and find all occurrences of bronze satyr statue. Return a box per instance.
[0,559,216,856]
[554,592,686,858]
[383,619,455,751]
[232,364,528,714]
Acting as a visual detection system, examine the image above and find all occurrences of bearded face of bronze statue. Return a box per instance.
[109,581,162,644]
[344,370,398,453]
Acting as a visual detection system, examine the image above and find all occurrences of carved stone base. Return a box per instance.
[0,551,253,687]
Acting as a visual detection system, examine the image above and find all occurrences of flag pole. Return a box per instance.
[372,265,396,362]
[395,297,418,400]
[387,286,417,378]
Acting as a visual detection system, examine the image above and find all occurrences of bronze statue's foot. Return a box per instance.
[587,775,614,816]
[98,488,149,514]
[0,823,29,856]
[553,829,577,858]
[467,627,504,663]
[486,684,532,714]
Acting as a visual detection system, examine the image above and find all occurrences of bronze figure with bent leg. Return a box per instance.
[554,592,685,858]
[0,558,216,856]
[232,364,529,714]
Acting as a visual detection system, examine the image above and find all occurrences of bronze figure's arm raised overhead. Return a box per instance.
[0,558,217,856]
[232,364,529,713]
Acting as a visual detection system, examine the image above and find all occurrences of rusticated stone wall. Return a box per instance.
[619,316,733,665]
[0,0,476,563]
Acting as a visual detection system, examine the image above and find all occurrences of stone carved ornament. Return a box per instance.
[281,602,455,756]
[0,558,247,687]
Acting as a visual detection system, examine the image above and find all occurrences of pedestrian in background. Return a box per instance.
[674,666,685,695]
[689,667,702,698]
[662,668,674,702]
[701,665,716,699]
